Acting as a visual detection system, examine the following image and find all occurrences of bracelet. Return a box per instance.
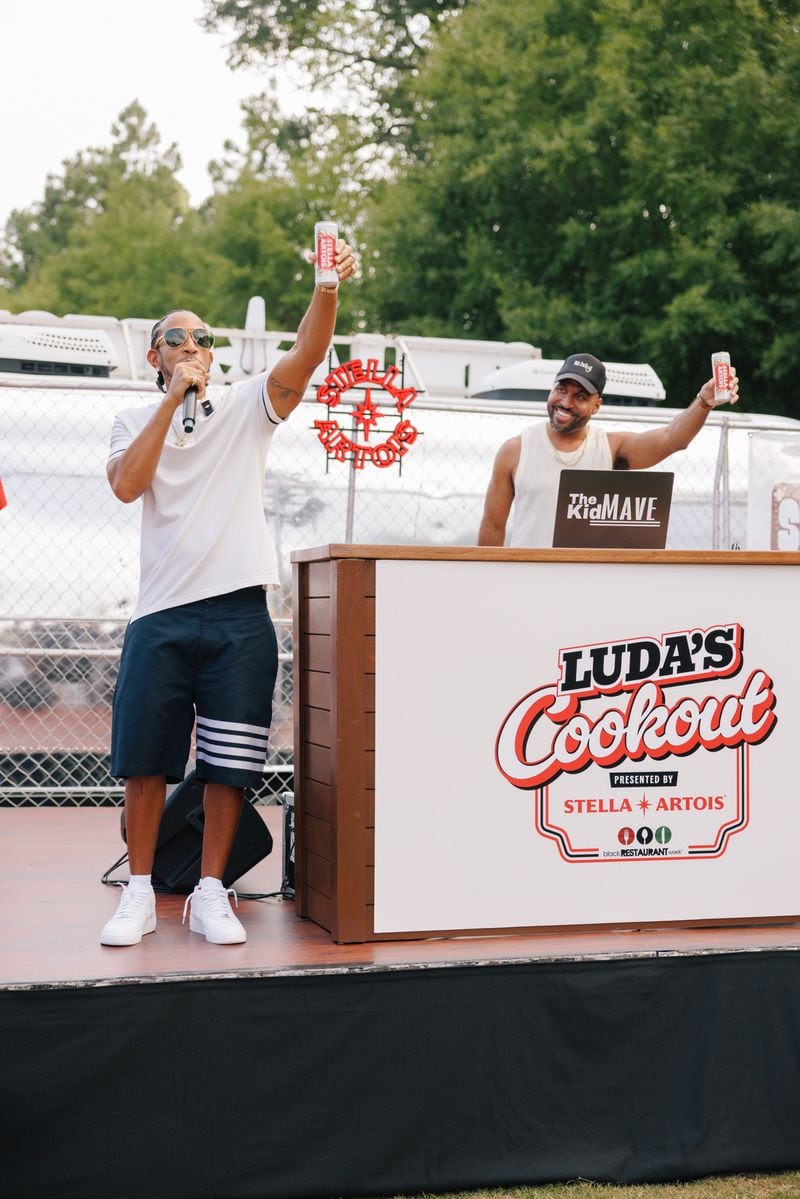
[315,283,339,295]
[697,393,715,410]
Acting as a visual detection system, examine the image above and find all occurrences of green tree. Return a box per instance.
[361,0,800,415]
[8,174,224,320]
[201,0,469,145]
[202,93,367,329]
[0,103,182,297]
[1,94,366,331]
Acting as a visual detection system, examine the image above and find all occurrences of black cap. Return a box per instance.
[554,353,606,395]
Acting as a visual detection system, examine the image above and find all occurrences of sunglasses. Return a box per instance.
[155,327,215,350]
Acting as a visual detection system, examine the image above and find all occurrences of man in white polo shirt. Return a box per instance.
[101,237,358,947]
[478,351,738,547]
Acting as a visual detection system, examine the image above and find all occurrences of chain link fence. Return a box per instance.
[3,365,800,805]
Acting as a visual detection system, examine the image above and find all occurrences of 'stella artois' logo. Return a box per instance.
[314,358,420,469]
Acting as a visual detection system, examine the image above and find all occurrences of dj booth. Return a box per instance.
[291,543,800,943]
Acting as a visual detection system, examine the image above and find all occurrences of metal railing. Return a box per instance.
[0,615,293,805]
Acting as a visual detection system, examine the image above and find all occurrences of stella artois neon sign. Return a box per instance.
[314,358,420,469]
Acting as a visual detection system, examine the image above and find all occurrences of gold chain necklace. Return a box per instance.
[550,432,589,466]
[170,394,215,446]
[171,414,188,448]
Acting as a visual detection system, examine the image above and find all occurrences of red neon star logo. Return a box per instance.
[353,389,383,439]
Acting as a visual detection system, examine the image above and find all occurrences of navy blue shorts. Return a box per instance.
[110,587,278,788]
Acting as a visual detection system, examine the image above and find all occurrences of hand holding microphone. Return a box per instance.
[183,384,198,434]
[169,363,210,436]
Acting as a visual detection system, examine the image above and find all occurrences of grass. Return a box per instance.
[358,1175,800,1199]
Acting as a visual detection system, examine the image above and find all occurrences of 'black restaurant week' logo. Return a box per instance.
[495,623,777,862]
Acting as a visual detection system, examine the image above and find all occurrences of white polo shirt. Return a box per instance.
[109,373,283,623]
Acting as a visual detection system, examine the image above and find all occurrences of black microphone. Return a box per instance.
[182,385,198,435]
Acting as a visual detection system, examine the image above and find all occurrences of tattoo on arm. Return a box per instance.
[268,374,303,407]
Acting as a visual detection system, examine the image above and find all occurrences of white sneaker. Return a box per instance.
[182,880,246,944]
[100,885,157,946]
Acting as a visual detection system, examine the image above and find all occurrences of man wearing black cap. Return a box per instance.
[478,351,738,547]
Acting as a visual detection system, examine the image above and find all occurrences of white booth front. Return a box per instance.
[373,551,798,935]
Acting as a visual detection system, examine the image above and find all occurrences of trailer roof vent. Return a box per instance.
[0,323,118,377]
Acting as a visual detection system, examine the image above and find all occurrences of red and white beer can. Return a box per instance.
[711,351,732,404]
[315,221,339,286]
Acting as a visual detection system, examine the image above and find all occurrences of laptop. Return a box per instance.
[552,469,674,549]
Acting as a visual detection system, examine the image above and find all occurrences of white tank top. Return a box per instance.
[509,420,613,547]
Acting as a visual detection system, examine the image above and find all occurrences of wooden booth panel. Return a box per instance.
[293,554,376,941]
[303,670,333,710]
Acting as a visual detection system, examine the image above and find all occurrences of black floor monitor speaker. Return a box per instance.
[150,772,273,893]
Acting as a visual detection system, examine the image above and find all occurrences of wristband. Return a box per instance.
[697,393,715,410]
[316,283,339,295]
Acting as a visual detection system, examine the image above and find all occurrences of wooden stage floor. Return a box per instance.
[4,806,800,991]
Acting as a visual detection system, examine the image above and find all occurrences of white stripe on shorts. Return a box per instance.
[197,715,268,736]
[196,715,269,772]
[197,727,269,749]
[196,746,268,771]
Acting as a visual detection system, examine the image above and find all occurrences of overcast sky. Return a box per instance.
[1,0,317,227]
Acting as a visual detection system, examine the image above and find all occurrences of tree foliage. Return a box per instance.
[360,0,800,415]
[8,177,224,320]
[3,2,800,419]
[0,96,362,329]
[202,93,367,328]
[201,0,469,144]
[0,103,182,294]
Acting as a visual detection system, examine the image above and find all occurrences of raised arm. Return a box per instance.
[478,436,521,546]
[609,369,739,470]
[267,238,357,419]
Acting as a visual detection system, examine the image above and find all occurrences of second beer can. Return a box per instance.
[711,351,732,404]
[315,221,339,286]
